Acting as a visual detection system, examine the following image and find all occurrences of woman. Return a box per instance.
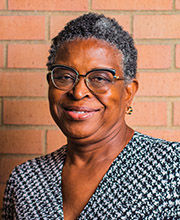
[3,13,179,219]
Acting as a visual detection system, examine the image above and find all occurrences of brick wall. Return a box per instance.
[0,0,180,210]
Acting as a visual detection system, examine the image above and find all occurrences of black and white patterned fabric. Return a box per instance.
[2,132,180,219]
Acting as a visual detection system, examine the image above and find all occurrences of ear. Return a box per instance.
[124,79,139,106]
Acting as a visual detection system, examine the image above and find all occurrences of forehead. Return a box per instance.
[55,38,123,71]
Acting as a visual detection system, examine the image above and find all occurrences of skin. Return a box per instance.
[48,38,138,220]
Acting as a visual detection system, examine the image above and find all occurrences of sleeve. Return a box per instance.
[2,172,17,220]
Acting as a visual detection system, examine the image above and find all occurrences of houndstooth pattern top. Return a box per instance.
[2,131,180,219]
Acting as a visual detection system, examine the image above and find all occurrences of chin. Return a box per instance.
[58,122,99,140]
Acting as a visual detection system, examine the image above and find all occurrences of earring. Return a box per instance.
[126,106,133,115]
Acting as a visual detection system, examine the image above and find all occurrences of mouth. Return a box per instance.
[62,105,100,120]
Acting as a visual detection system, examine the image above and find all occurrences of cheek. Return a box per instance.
[48,86,65,104]
[101,88,127,128]
[101,86,126,113]
[48,87,64,117]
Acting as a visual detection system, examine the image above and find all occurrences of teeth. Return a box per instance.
[73,111,86,114]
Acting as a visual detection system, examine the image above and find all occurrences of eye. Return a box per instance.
[53,68,76,83]
[88,71,112,84]
[55,73,74,80]
[91,76,110,82]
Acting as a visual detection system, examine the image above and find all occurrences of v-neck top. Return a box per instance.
[2,132,180,219]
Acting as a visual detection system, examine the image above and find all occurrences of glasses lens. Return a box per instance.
[87,70,114,93]
[52,67,77,90]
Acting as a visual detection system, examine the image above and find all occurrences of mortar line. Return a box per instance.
[89,10,180,15]
[5,0,8,10]
[174,44,177,69]
[46,14,51,41]
[88,0,92,11]
[173,0,176,10]
[0,125,57,129]
[4,43,8,68]
[172,101,175,126]
[130,14,134,36]
[133,126,180,130]
[167,101,173,127]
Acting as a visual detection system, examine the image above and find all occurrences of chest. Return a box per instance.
[13,153,175,219]
[61,163,110,220]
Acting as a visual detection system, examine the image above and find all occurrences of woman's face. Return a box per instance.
[48,38,137,144]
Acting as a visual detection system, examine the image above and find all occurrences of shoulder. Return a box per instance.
[3,146,67,207]
[130,131,179,173]
[2,146,67,218]
[133,131,179,155]
[8,145,67,185]
[133,131,180,145]
[113,132,180,218]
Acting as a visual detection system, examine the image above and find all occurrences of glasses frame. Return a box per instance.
[47,64,125,93]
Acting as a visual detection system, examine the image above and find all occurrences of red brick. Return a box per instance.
[176,45,180,68]
[92,0,172,10]
[137,73,180,97]
[0,45,4,67]
[106,15,131,33]
[0,157,32,183]
[50,15,79,38]
[134,15,180,39]
[176,0,180,9]
[47,129,67,154]
[3,99,54,125]
[126,101,167,126]
[0,71,47,97]
[0,129,43,154]
[50,14,131,38]
[137,129,180,142]
[0,184,6,209]
[173,101,180,126]
[8,44,49,69]
[8,0,88,11]
[0,16,45,40]
[136,45,171,69]
[0,0,6,9]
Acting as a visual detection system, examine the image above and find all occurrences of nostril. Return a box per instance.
[67,78,91,100]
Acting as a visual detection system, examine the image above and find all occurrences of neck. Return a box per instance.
[65,124,134,167]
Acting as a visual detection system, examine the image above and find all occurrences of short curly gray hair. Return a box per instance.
[47,13,137,80]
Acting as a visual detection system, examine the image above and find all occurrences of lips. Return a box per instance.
[62,105,100,120]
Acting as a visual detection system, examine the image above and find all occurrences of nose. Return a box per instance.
[68,76,90,100]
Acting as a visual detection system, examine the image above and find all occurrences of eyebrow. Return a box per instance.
[52,64,115,71]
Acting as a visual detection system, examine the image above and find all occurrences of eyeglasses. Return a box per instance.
[48,65,125,94]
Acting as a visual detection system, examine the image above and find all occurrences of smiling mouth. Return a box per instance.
[62,106,100,120]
